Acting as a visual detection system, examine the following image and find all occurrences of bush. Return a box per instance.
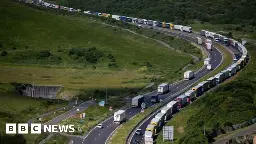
[1,50,8,57]
[144,62,152,68]
[38,50,51,59]
[108,62,118,68]
[69,47,104,64]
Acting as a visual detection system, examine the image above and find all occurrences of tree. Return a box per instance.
[1,50,8,57]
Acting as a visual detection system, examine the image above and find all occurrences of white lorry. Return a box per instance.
[111,15,120,20]
[173,25,183,31]
[167,101,178,114]
[144,137,154,144]
[183,26,192,33]
[184,90,196,103]
[157,83,169,94]
[204,58,210,65]
[206,43,212,51]
[113,110,126,124]
[196,37,203,45]
[145,131,153,139]
[161,106,172,121]
[184,70,194,80]
[207,64,212,70]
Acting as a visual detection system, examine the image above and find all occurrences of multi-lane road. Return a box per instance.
[129,30,242,144]
[69,24,230,144]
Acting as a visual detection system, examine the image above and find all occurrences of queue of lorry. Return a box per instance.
[143,30,248,144]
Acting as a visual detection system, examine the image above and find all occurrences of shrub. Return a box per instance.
[38,50,51,59]
[144,62,152,68]
[69,47,104,64]
[108,62,118,68]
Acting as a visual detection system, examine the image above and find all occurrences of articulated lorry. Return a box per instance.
[161,106,172,121]
[175,94,188,108]
[157,83,169,94]
[192,85,203,97]
[184,90,196,103]
[197,37,203,45]
[184,70,194,80]
[113,110,126,124]
[204,58,211,65]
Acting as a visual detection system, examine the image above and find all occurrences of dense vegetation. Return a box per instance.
[57,0,256,25]
[157,42,256,144]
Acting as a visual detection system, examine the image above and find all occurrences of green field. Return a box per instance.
[156,42,256,144]
[0,0,196,93]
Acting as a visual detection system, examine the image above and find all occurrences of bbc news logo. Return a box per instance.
[6,123,75,134]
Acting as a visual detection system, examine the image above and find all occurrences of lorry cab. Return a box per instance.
[192,85,203,97]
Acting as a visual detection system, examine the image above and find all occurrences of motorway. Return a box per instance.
[129,31,243,144]
[70,25,225,144]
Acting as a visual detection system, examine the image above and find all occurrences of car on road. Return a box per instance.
[135,129,142,135]
[138,24,142,27]
[96,123,103,129]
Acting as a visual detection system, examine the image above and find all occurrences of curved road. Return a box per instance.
[70,26,224,144]
[129,31,243,144]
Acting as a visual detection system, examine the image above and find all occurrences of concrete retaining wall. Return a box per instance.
[23,85,62,99]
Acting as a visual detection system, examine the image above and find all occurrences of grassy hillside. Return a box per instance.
[58,0,256,25]
[0,0,196,93]
[156,42,256,144]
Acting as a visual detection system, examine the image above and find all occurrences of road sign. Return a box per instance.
[141,102,146,109]
[99,101,105,107]
[163,126,174,142]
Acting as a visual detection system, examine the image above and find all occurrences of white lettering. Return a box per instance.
[43,125,51,132]
[58,125,69,132]
[52,125,58,132]
[68,125,75,133]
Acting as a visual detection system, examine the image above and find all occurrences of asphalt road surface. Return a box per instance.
[70,26,225,144]
[129,34,242,144]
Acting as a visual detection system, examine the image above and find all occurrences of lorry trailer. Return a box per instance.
[204,58,211,65]
[161,106,172,121]
[184,90,196,103]
[174,25,183,31]
[166,101,178,114]
[183,26,192,33]
[198,81,210,92]
[207,64,212,70]
[113,110,126,124]
[184,70,194,80]
[144,137,154,144]
[132,95,144,107]
[192,85,203,97]
[175,94,188,108]
[206,43,212,51]
[207,77,217,88]
[197,37,203,45]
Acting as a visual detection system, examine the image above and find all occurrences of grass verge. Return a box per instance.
[60,105,110,135]
[156,43,256,144]
[44,134,69,144]
[108,40,233,144]
[109,105,161,144]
